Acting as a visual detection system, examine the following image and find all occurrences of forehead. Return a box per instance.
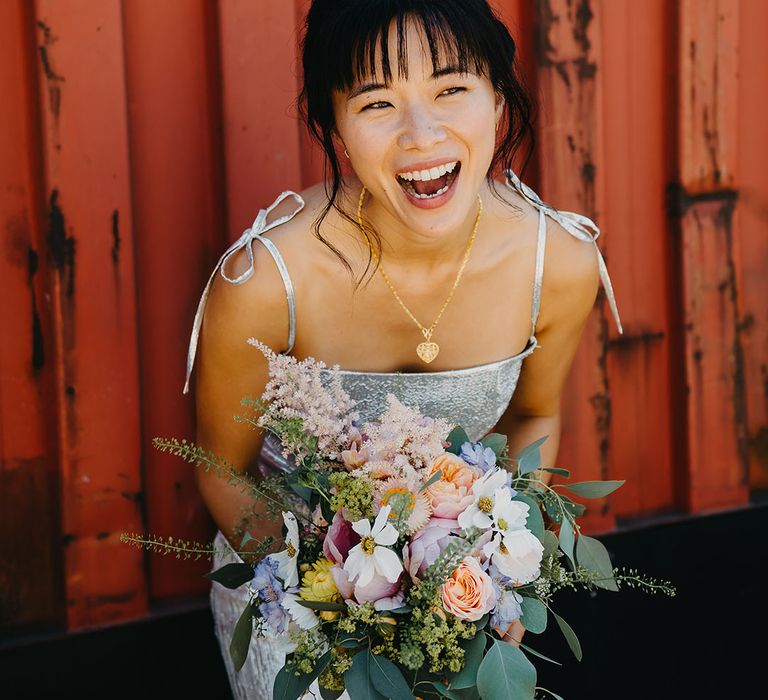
[340,13,487,89]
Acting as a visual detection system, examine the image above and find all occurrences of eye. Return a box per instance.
[361,101,392,111]
[439,87,466,97]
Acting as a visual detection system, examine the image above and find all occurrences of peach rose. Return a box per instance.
[441,557,497,622]
[426,453,479,518]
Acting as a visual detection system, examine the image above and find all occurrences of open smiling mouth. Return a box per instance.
[396,161,461,201]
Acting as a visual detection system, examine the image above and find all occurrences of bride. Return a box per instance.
[183,1,623,697]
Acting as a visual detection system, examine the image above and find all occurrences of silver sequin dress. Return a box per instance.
[182,170,623,699]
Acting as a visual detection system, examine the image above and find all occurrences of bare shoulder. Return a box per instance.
[538,213,601,332]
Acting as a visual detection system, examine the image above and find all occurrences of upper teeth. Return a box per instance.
[397,161,458,181]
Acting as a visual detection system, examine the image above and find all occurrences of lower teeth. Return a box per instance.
[402,173,454,199]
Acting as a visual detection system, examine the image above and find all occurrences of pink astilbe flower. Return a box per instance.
[247,339,358,461]
[357,395,453,482]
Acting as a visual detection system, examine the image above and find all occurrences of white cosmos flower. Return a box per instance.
[482,529,544,585]
[490,486,530,532]
[344,505,403,587]
[281,592,320,630]
[271,511,300,587]
[457,469,512,530]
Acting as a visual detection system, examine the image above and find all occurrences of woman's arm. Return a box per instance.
[193,241,296,551]
[492,216,603,644]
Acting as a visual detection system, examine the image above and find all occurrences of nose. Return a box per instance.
[397,102,447,151]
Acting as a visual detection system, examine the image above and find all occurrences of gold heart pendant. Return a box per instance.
[416,342,440,363]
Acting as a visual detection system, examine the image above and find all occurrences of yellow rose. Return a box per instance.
[300,558,341,621]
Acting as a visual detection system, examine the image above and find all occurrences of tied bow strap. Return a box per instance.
[182,190,305,395]
[505,169,624,335]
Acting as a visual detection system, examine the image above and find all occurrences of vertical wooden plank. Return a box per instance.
[122,0,225,601]
[533,0,615,533]
[219,0,304,233]
[0,0,64,632]
[600,0,677,518]
[674,0,749,512]
[33,0,147,629]
[738,0,768,490]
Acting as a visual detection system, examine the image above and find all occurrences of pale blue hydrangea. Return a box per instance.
[252,556,290,634]
[488,565,524,631]
[460,441,497,473]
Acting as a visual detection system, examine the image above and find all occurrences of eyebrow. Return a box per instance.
[346,65,467,101]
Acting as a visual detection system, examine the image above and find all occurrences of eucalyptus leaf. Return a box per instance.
[476,639,536,700]
[559,480,625,499]
[517,448,541,476]
[519,642,561,666]
[273,665,315,700]
[447,628,486,689]
[390,605,413,615]
[295,599,348,612]
[514,435,549,462]
[240,531,253,548]
[480,433,507,457]
[513,493,545,540]
[420,469,443,492]
[229,602,254,672]
[576,535,619,591]
[542,530,559,557]
[535,687,566,700]
[344,650,387,700]
[206,563,254,589]
[552,611,582,661]
[519,596,547,634]
[558,520,575,569]
[368,652,414,700]
[431,682,465,700]
[541,467,570,478]
[446,426,471,455]
[285,469,313,502]
[319,686,345,700]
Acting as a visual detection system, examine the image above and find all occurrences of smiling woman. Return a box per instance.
[187,1,624,699]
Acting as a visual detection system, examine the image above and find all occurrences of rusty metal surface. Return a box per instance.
[674,0,750,512]
[33,0,147,629]
[0,0,766,637]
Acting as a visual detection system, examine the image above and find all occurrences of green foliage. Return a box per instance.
[519,596,547,634]
[557,480,625,499]
[230,602,255,671]
[205,563,254,589]
[552,609,582,661]
[445,426,470,455]
[446,628,486,689]
[476,639,536,700]
[479,433,507,457]
[344,650,388,700]
[576,535,618,591]
[329,472,373,521]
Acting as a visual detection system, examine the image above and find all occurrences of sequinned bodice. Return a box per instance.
[183,169,624,462]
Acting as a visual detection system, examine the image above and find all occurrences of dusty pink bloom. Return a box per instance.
[323,512,360,565]
[331,565,403,611]
[404,517,458,580]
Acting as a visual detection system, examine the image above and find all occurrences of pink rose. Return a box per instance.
[405,518,458,580]
[323,512,360,564]
[330,565,403,611]
[441,557,497,622]
[427,453,480,518]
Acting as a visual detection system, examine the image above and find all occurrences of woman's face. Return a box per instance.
[332,19,502,241]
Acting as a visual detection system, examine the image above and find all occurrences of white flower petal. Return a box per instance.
[343,546,365,581]
[282,511,299,544]
[351,517,372,538]
[282,592,319,630]
[375,522,399,547]
[371,505,393,537]
[457,505,476,530]
[472,511,493,530]
[372,546,403,583]
[356,558,375,587]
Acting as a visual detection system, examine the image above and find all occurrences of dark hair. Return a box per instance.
[299,0,536,282]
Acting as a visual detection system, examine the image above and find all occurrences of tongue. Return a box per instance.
[412,172,450,196]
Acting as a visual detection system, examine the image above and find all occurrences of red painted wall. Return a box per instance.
[1,0,765,636]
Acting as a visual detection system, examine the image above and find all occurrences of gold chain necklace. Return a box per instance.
[356,185,483,364]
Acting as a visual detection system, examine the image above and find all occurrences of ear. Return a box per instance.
[494,94,506,129]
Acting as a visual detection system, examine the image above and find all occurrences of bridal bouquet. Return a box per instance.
[123,339,674,700]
